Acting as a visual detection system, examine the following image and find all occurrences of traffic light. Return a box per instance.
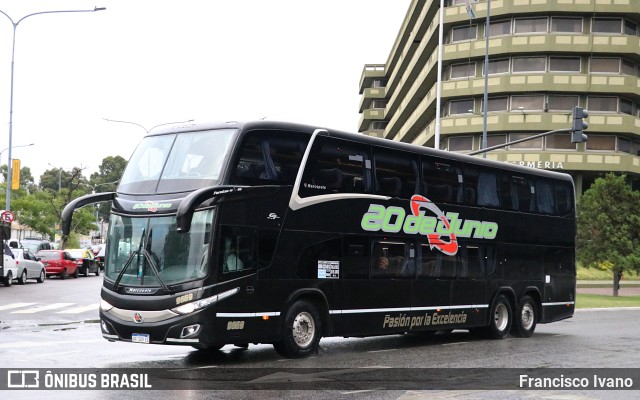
[571,106,589,143]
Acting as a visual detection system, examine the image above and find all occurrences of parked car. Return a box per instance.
[37,250,78,279]
[95,246,106,270]
[67,248,100,277]
[2,243,17,287]
[21,238,54,255]
[13,248,46,284]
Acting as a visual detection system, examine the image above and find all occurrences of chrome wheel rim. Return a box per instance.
[292,312,315,348]
[494,303,509,332]
[521,303,534,330]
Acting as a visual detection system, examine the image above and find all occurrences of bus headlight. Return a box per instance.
[101,299,113,312]
[171,287,239,315]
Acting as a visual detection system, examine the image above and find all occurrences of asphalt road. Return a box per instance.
[1,276,638,399]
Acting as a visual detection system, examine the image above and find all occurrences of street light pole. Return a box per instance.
[0,142,34,168]
[0,6,106,211]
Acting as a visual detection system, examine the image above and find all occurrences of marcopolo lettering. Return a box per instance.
[361,195,498,256]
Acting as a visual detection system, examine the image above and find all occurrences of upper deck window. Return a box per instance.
[229,130,309,186]
[119,129,237,194]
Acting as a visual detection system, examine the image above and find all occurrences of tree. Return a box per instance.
[90,156,126,220]
[577,173,640,296]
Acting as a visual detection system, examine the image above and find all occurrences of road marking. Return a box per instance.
[0,303,35,311]
[12,303,75,314]
[57,304,100,314]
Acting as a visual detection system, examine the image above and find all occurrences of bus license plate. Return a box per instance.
[132,333,150,344]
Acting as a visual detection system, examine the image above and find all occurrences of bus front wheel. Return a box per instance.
[274,300,321,358]
[511,295,537,338]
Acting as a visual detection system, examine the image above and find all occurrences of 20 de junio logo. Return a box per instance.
[7,370,152,389]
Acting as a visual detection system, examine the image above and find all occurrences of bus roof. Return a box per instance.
[150,120,574,184]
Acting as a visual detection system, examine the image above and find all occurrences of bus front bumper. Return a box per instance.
[99,306,216,347]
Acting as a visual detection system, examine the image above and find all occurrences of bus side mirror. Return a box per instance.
[61,192,116,235]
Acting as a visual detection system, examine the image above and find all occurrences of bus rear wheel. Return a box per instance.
[274,300,321,358]
[473,294,512,339]
[511,295,537,338]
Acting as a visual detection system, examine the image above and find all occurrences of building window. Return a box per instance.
[511,95,545,111]
[487,134,507,148]
[618,137,631,153]
[451,25,477,42]
[484,97,509,112]
[621,60,635,76]
[551,17,582,33]
[549,57,581,72]
[590,57,621,73]
[514,17,548,34]
[370,121,388,130]
[485,58,509,75]
[449,136,473,152]
[620,98,633,115]
[489,20,511,37]
[512,56,546,73]
[370,100,388,109]
[372,78,387,88]
[586,135,616,151]
[588,96,618,112]
[624,20,638,36]
[450,62,475,79]
[592,18,622,34]
[547,95,579,111]
[448,99,475,115]
[510,133,543,149]
[546,134,575,150]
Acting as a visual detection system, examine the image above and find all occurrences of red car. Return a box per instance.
[37,250,79,279]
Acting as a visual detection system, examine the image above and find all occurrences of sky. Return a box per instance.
[0,0,410,184]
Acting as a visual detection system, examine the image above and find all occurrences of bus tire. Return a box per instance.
[482,294,512,339]
[511,295,537,338]
[274,300,321,358]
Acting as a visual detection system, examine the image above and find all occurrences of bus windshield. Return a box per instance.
[119,128,237,194]
[105,209,214,287]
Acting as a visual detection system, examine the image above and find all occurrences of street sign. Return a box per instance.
[1,210,15,223]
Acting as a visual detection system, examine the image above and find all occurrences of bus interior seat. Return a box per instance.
[427,184,453,203]
[377,177,402,197]
[314,168,343,191]
[400,259,415,277]
[465,187,476,205]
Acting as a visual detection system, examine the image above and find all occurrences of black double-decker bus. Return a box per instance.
[62,120,576,358]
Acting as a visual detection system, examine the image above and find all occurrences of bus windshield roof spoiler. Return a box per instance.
[61,192,116,236]
[176,185,280,233]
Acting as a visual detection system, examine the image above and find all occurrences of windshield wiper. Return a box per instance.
[142,249,172,294]
[113,250,139,292]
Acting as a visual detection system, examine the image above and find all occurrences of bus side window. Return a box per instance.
[422,159,463,204]
[554,181,574,215]
[373,148,419,198]
[299,137,371,198]
[418,243,457,278]
[477,170,500,207]
[219,226,255,273]
[372,240,412,278]
[342,236,369,279]
[230,131,309,186]
[536,178,555,215]
[297,237,342,279]
[501,174,535,212]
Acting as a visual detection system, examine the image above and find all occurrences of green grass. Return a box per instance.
[576,293,640,308]
[577,267,639,280]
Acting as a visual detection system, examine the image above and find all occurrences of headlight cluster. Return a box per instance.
[171,287,239,315]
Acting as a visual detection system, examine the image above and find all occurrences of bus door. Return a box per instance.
[449,243,490,328]
[414,243,453,332]
[213,225,258,343]
[338,238,414,336]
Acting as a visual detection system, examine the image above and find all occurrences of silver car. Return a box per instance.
[13,248,46,284]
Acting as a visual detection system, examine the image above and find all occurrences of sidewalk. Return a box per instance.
[577,280,640,296]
